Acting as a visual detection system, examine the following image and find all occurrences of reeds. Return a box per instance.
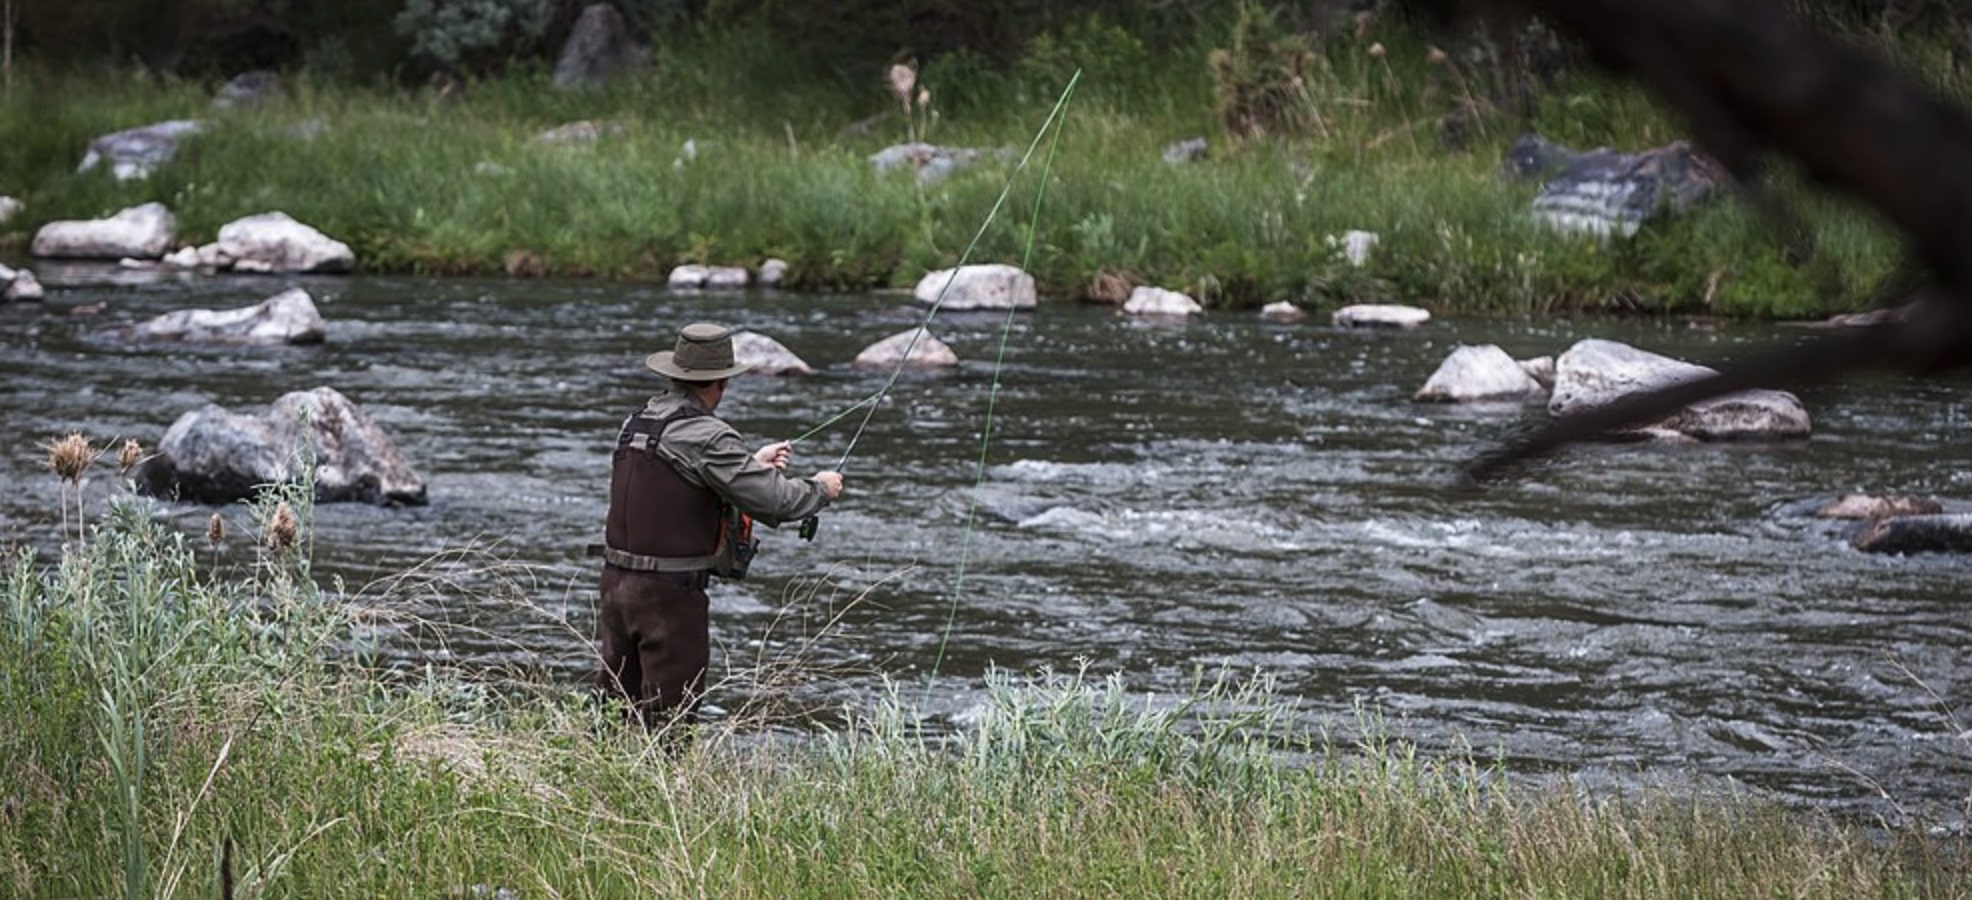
[3,499,1963,897]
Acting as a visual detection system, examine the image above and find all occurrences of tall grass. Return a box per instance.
[0,458,1962,897]
[0,19,1928,316]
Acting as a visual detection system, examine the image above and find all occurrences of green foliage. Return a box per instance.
[392,0,555,76]
[1016,14,1151,108]
[1208,1,1322,139]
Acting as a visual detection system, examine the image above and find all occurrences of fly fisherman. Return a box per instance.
[597,322,845,734]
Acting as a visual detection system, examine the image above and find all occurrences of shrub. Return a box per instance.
[392,0,555,77]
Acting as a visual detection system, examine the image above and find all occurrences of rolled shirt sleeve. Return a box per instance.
[662,418,831,527]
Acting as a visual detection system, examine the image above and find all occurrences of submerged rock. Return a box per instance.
[1853,513,1972,555]
[854,327,959,370]
[1817,493,1943,520]
[123,288,326,345]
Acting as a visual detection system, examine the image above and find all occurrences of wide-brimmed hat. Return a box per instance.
[646,322,755,381]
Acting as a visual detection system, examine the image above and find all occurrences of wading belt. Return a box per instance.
[601,546,716,572]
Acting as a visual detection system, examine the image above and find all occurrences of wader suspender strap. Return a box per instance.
[605,406,718,573]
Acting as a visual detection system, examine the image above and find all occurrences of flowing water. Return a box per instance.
[4,267,1969,825]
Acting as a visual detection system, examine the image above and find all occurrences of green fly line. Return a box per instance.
[926,74,1079,693]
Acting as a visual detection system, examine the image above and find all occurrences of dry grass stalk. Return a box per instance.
[117,438,142,473]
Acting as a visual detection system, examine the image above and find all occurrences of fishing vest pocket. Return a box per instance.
[710,504,759,580]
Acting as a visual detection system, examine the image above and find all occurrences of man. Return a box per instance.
[598,322,844,731]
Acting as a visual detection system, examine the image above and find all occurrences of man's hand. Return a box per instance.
[753,441,792,470]
[813,471,844,499]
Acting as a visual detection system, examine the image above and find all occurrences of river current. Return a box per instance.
[3,267,1967,826]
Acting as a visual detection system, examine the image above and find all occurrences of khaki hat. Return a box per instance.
[646,322,755,381]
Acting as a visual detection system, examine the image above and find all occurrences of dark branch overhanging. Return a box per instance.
[1422,0,1972,480]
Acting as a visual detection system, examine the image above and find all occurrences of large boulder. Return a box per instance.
[553,3,648,90]
[853,328,960,370]
[133,387,427,506]
[123,288,326,345]
[207,212,355,273]
[1549,338,1811,440]
[31,203,177,260]
[79,120,203,180]
[1505,133,1727,238]
[913,264,1036,311]
[1414,345,1545,403]
[734,331,813,375]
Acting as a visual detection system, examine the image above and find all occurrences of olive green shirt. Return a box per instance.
[642,390,831,527]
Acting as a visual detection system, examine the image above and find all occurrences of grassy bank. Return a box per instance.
[0,18,1925,316]
[1,463,1964,897]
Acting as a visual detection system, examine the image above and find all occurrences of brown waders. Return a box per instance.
[596,565,710,733]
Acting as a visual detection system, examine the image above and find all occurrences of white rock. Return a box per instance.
[703,266,748,289]
[213,212,354,273]
[1122,286,1202,317]
[914,264,1036,311]
[668,264,747,289]
[31,202,177,260]
[854,327,959,370]
[126,287,325,345]
[162,246,203,269]
[1414,345,1545,403]
[1332,303,1430,328]
[758,258,789,288]
[668,264,709,288]
[1519,355,1556,390]
[1339,230,1379,267]
[1259,301,1306,322]
[1550,338,1810,440]
[0,196,22,225]
[733,331,813,375]
[2,267,42,302]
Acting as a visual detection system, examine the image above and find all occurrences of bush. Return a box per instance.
[393,0,556,77]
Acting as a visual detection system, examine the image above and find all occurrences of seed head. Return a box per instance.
[207,512,226,547]
[118,438,142,473]
[265,501,298,551]
[47,433,91,483]
[916,87,930,109]
[887,63,916,105]
[1368,42,1386,60]
[1426,46,1449,66]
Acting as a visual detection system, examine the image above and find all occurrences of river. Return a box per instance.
[3,267,1967,827]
